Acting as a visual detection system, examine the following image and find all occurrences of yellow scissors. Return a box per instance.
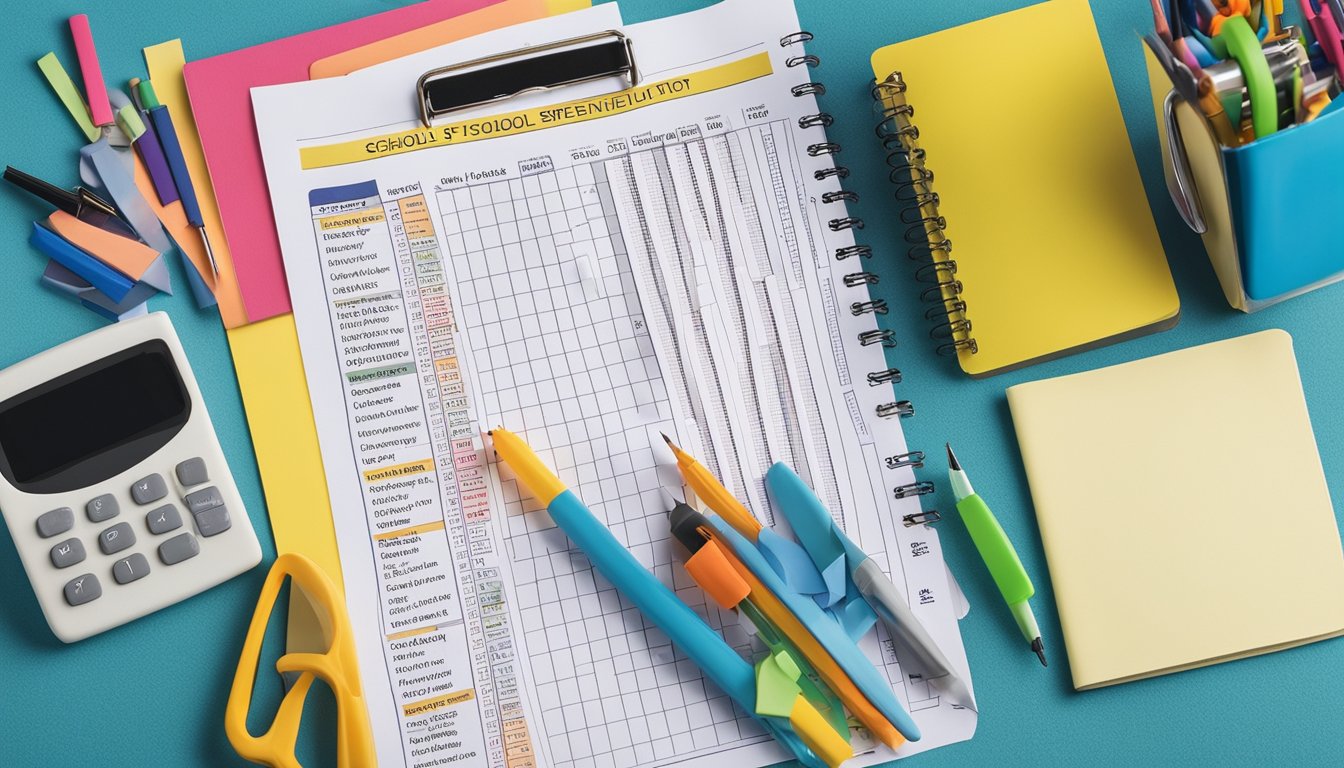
[225,554,375,768]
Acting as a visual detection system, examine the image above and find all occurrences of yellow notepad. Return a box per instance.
[870,0,1179,377]
[1007,330,1344,690]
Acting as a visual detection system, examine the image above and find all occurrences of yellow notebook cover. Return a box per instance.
[1007,330,1344,690]
[870,0,1179,377]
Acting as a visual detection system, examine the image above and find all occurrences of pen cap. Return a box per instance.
[685,542,750,611]
[137,79,161,110]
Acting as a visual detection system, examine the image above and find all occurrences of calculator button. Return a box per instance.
[98,522,136,555]
[131,474,168,505]
[158,532,200,565]
[146,504,183,535]
[86,494,119,522]
[36,507,74,538]
[193,505,232,538]
[63,574,101,606]
[184,486,224,515]
[112,553,150,585]
[50,538,86,569]
[175,457,209,487]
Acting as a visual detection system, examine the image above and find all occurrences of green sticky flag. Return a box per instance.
[37,52,100,143]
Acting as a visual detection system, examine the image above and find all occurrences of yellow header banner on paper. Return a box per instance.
[299,52,773,169]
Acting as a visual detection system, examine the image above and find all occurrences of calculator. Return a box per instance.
[0,312,261,642]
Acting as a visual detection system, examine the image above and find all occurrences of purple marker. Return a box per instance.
[127,77,179,205]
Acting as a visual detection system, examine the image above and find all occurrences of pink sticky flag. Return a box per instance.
[69,14,112,127]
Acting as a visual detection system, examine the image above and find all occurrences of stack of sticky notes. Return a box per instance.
[1008,330,1344,690]
[16,14,223,322]
[30,210,173,321]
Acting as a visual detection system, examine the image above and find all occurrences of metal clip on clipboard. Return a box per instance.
[416,31,638,127]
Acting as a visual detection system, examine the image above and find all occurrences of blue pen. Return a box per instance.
[490,428,826,768]
[706,516,922,742]
[767,463,977,711]
[137,78,219,277]
[127,77,180,206]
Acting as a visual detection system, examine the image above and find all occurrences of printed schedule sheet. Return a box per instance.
[252,2,977,767]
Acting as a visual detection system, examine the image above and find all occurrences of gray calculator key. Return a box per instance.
[98,522,136,555]
[184,486,224,515]
[63,574,101,606]
[36,507,74,538]
[193,505,232,537]
[50,538,86,569]
[158,532,200,565]
[131,474,168,505]
[175,457,209,487]
[86,494,119,522]
[146,504,183,535]
[112,553,150,585]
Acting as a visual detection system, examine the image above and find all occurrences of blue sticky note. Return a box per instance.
[30,223,135,302]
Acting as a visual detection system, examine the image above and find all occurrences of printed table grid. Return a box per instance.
[430,121,887,765]
[437,161,771,768]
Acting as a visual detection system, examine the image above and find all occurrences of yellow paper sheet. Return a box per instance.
[47,210,159,280]
[1007,330,1344,690]
[310,0,550,78]
[143,41,249,328]
[226,317,343,589]
[870,0,1179,377]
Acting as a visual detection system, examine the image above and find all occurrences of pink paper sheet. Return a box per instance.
[183,0,497,323]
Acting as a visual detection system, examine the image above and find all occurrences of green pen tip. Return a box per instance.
[1032,637,1047,667]
[946,442,961,471]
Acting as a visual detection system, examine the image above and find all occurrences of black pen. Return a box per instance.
[3,166,117,218]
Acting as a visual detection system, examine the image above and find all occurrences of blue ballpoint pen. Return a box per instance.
[490,428,827,768]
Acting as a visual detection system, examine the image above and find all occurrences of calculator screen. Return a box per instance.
[0,341,191,494]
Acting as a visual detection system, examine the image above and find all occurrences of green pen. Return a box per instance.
[946,443,1047,667]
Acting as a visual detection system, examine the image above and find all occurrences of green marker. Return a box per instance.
[947,443,1047,667]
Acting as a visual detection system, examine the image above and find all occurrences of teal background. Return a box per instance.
[1,0,1340,765]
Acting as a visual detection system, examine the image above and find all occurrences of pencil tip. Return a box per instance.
[660,432,673,446]
[945,442,960,471]
[1032,637,1047,667]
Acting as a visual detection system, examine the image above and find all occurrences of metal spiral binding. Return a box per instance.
[867,368,901,385]
[844,271,878,287]
[876,401,914,419]
[893,481,935,499]
[872,71,978,358]
[785,33,940,525]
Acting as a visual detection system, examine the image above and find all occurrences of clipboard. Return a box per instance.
[416,30,636,126]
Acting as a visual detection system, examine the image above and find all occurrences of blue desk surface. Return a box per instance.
[2,1,1341,765]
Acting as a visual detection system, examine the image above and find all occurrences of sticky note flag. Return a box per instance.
[37,52,100,143]
[46,211,158,281]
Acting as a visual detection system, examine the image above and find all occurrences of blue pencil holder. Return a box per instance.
[1144,45,1344,312]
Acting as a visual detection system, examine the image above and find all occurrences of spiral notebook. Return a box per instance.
[1008,330,1344,690]
[250,0,977,763]
[869,0,1180,378]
